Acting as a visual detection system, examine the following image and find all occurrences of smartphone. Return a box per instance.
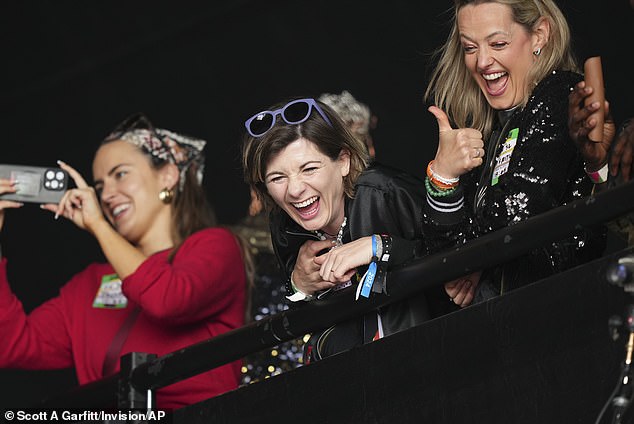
[583,56,605,142]
[0,164,69,204]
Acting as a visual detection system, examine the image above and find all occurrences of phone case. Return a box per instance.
[0,164,69,204]
[583,56,605,142]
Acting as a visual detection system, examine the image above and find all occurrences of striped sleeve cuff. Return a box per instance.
[424,190,465,226]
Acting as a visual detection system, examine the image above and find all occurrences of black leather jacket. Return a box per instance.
[269,162,435,359]
[423,70,606,297]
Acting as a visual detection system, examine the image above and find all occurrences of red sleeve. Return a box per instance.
[122,228,246,325]
[0,258,73,369]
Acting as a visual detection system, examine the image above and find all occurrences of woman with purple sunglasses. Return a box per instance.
[242,97,442,362]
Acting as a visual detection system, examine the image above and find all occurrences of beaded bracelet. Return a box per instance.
[427,160,459,189]
[425,176,457,197]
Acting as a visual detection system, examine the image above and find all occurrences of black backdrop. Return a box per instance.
[0,0,631,407]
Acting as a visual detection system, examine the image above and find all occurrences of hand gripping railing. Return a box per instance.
[39,179,634,407]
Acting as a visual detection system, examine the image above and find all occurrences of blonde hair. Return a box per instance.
[425,0,578,138]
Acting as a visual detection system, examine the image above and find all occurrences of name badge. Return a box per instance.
[93,274,128,309]
[491,127,519,186]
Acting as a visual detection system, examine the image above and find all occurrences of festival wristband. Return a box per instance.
[358,235,378,298]
[286,274,314,302]
[585,163,608,184]
[372,234,391,294]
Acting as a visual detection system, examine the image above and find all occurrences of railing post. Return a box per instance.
[118,352,157,410]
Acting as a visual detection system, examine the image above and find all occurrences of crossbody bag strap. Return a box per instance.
[102,307,141,377]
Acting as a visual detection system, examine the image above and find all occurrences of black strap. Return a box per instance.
[102,307,140,377]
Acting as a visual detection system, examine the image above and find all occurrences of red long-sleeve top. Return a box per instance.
[0,227,246,410]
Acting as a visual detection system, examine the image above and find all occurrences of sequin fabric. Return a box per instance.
[423,71,606,294]
[232,214,305,385]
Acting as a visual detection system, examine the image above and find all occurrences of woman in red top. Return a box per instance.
[0,113,247,409]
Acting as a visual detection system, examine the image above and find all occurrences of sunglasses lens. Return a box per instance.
[283,101,311,124]
[249,113,274,137]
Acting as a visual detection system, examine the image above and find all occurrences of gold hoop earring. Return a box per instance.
[159,187,174,204]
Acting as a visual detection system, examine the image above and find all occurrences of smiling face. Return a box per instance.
[92,140,176,248]
[265,137,350,235]
[458,2,544,110]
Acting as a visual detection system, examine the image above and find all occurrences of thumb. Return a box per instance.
[428,105,453,133]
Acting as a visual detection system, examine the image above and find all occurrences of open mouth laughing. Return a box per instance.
[291,196,319,219]
[111,203,130,221]
[482,71,508,96]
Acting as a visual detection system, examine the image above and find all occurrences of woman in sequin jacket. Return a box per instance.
[422,0,607,306]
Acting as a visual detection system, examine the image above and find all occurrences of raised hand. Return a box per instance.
[40,161,106,234]
[0,178,23,232]
[428,105,485,179]
[568,81,615,172]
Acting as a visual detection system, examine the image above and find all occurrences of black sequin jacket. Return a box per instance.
[269,162,437,358]
[423,70,606,297]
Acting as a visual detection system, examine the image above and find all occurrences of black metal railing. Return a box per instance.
[39,179,634,407]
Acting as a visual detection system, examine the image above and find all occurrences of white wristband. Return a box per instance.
[286,274,314,302]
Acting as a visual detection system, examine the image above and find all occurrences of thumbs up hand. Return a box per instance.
[428,106,485,179]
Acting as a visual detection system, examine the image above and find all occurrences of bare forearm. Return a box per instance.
[91,220,147,279]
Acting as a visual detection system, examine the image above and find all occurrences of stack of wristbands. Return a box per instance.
[425,160,459,196]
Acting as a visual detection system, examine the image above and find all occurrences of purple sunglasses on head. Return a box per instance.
[244,98,333,138]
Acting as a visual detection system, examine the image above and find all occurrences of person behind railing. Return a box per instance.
[422,0,607,307]
[567,0,634,247]
[568,72,634,247]
[0,113,247,410]
[318,90,378,159]
[242,98,440,362]
[237,93,383,377]
[233,188,306,384]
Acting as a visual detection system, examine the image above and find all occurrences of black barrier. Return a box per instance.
[130,180,634,392]
[39,180,634,406]
[39,374,118,408]
[175,247,630,424]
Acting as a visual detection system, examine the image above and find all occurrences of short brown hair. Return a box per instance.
[242,98,370,211]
